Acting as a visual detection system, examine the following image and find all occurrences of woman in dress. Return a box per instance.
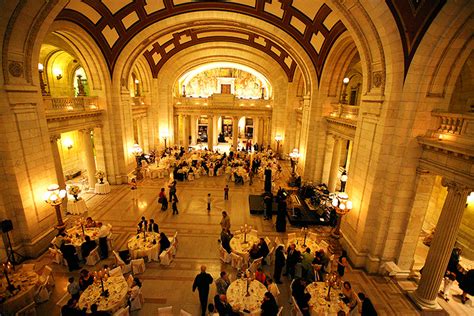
[130,178,138,201]
[159,232,171,255]
[273,245,285,284]
[337,250,348,280]
[342,281,358,315]
[158,187,168,211]
[261,292,279,316]
[129,277,143,311]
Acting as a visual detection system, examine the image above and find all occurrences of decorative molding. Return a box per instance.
[8,61,23,77]
[56,0,347,82]
[385,0,447,78]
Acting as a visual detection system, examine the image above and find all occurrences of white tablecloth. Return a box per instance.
[288,237,320,254]
[226,279,267,313]
[230,234,260,256]
[306,282,349,316]
[0,270,39,315]
[95,182,111,194]
[67,198,88,215]
[78,276,128,313]
[127,232,161,261]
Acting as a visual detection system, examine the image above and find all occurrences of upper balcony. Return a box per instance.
[328,103,359,121]
[174,94,272,109]
[43,96,101,113]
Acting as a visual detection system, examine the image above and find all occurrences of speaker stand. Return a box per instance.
[4,231,24,265]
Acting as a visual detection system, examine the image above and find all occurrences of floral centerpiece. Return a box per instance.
[95,170,106,184]
[68,185,81,201]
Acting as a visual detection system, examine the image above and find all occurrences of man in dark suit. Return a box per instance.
[147,219,159,233]
[285,243,300,279]
[60,241,80,271]
[138,216,147,231]
[80,235,97,260]
[215,294,238,316]
[192,265,214,316]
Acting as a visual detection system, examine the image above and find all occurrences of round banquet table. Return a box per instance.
[67,198,88,215]
[226,279,267,313]
[95,182,111,194]
[305,282,349,316]
[230,233,260,256]
[64,226,100,260]
[78,276,128,313]
[0,270,39,315]
[127,232,161,261]
[288,237,320,254]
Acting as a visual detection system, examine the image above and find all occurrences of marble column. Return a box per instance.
[190,115,197,145]
[232,116,239,150]
[321,133,335,184]
[183,115,190,149]
[266,117,272,148]
[328,136,343,192]
[49,134,67,208]
[81,128,97,189]
[173,115,179,147]
[208,115,214,151]
[253,117,259,146]
[409,178,471,309]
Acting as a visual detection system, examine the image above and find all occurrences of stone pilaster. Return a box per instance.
[173,115,179,147]
[409,178,471,309]
[190,115,197,145]
[208,115,214,151]
[183,115,190,149]
[321,133,335,184]
[328,136,343,192]
[81,128,97,189]
[49,134,67,210]
[232,116,239,149]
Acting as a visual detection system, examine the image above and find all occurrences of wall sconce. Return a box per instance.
[134,79,140,96]
[341,77,350,104]
[38,63,49,96]
[63,138,73,150]
[53,68,62,80]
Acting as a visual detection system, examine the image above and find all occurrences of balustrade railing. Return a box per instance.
[174,94,272,108]
[329,103,359,120]
[43,96,99,112]
[432,111,471,135]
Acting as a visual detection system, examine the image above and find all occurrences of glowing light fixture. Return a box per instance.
[53,68,62,80]
[44,184,67,230]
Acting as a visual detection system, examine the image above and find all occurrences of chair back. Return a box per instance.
[131,258,146,274]
[276,306,283,316]
[48,247,63,265]
[109,266,123,277]
[264,236,272,248]
[21,263,35,271]
[291,296,303,316]
[230,253,243,269]
[112,306,130,316]
[14,301,36,316]
[274,236,283,247]
[159,249,173,266]
[113,250,126,265]
[249,229,258,237]
[267,246,275,265]
[249,256,263,273]
[157,306,173,315]
[180,310,192,316]
[86,247,101,266]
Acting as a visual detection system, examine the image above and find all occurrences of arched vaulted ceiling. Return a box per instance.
[56,0,347,82]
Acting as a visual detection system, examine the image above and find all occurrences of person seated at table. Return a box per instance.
[257,238,270,264]
[61,298,86,316]
[89,303,111,316]
[220,229,232,254]
[79,269,94,291]
[138,216,147,232]
[249,243,261,261]
[53,231,66,249]
[85,216,97,228]
[214,294,239,316]
[208,303,219,316]
[159,232,171,255]
[67,277,81,300]
[97,222,110,259]
[291,278,307,303]
[215,271,231,295]
[129,277,143,311]
[297,292,311,316]
[81,235,97,260]
[313,249,330,280]
[255,267,267,285]
[60,240,80,271]
[261,292,279,316]
[147,219,159,233]
[342,281,358,315]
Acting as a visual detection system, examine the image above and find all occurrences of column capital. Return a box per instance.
[80,128,93,134]
[49,134,61,142]
[441,178,471,196]
[415,167,430,176]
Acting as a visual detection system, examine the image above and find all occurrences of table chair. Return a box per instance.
[130,288,144,311]
[21,263,35,271]
[48,247,64,265]
[291,296,303,316]
[249,256,263,273]
[112,306,130,316]
[113,250,131,274]
[85,247,101,266]
[157,306,173,316]
[276,306,283,315]
[14,301,36,316]
[131,258,146,274]
[34,276,51,303]
[219,244,231,263]
[159,249,173,266]
[264,236,272,248]
[230,252,244,270]
[109,266,123,277]
[180,310,192,316]
[274,236,283,247]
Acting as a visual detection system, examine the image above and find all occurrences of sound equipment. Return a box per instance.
[264,169,272,192]
[1,219,13,233]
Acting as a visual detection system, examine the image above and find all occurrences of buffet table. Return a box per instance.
[78,276,128,313]
[306,282,349,316]
[0,270,39,315]
[127,232,161,261]
[230,233,260,256]
[67,198,88,215]
[226,279,267,313]
[95,182,111,194]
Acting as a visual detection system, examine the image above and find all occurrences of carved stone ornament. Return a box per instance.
[373,71,382,88]
[8,61,23,77]
[441,177,471,197]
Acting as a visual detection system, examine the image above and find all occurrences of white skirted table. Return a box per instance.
[306,282,349,316]
[67,198,88,215]
[95,182,111,194]
[0,270,39,315]
[78,276,128,313]
[287,237,320,254]
[230,233,260,257]
[226,278,267,313]
[127,232,161,261]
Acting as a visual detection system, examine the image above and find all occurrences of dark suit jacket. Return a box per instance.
[138,220,148,230]
[193,272,213,293]
[147,223,159,233]
[286,248,301,266]
[81,240,97,258]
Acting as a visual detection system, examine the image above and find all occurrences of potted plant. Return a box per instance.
[67,185,81,201]
[95,170,106,184]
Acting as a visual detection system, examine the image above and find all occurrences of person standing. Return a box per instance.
[357,292,377,315]
[130,178,138,201]
[147,219,159,233]
[193,265,214,316]
[159,187,168,211]
[220,211,231,231]
[285,243,300,279]
[172,198,179,215]
[169,180,178,202]
[224,185,229,200]
[97,222,110,259]
[207,193,212,212]
[273,245,285,284]
[337,250,348,281]
[215,271,231,295]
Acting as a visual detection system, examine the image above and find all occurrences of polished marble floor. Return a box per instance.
[26,166,473,315]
